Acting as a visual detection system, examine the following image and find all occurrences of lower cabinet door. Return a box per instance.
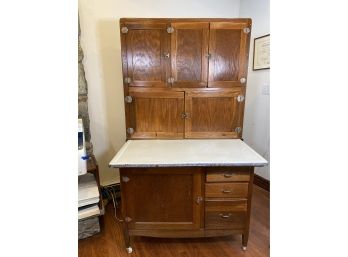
[121,167,203,230]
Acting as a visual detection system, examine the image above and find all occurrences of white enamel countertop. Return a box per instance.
[109,139,267,168]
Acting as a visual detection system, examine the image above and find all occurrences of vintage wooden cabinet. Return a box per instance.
[110,18,267,254]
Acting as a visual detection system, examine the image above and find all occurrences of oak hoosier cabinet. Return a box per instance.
[110,18,268,254]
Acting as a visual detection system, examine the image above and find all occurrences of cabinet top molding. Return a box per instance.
[109,139,267,168]
[120,18,252,25]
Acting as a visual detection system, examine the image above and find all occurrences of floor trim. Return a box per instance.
[253,174,270,192]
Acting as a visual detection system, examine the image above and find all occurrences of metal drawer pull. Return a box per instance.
[219,213,232,219]
[223,173,232,178]
[222,189,232,193]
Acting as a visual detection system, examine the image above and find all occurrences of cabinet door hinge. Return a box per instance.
[126,127,134,134]
[167,27,174,33]
[124,77,131,84]
[235,127,242,134]
[125,96,133,103]
[122,176,130,182]
[237,95,245,102]
[121,26,129,34]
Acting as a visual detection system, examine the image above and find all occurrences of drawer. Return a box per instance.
[205,182,248,198]
[206,167,251,182]
[205,200,247,229]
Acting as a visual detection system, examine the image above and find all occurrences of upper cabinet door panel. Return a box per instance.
[171,22,209,88]
[122,22,170,87]
[208,22,251,88]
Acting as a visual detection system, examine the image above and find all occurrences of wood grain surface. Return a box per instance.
[171,22,209,87]
[208,22,250,88]
[120,167,203,230]
[78,185,269,257]
[184,88,244,138]
[128,88,185,138]
[124,23,169,87]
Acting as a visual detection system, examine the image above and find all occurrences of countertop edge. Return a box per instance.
[110,162,268,168]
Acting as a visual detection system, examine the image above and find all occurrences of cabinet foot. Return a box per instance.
[126,246,133,253]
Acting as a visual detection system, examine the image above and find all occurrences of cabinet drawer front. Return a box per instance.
[205,211,246,229]
[206,167,250,182]
[205,199,247,212]
[205,183,248,198]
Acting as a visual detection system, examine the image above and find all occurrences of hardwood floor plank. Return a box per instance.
[79,185,269,257]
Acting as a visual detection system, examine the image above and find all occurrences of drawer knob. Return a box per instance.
[219,213,232,219]
[222,189,232,194]
[224,173,232,178]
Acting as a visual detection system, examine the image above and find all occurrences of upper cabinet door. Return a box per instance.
[184,88,245,139]
[121,22,170,87]
[170,22,209,88]
[208,21,251,87]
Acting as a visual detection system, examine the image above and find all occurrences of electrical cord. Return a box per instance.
[107,186,124,222]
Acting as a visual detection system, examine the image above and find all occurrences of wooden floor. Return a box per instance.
[79,185,269,257]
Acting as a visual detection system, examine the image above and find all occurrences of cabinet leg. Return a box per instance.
[242,233,249,250]
[122,222,132,253]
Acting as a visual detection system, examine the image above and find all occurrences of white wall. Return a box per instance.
[239,0,270,180]
[78,0,241,185]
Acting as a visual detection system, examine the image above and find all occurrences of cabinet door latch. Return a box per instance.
[196,196,203,205]
[125,216,132,222]
[167,77,175,84]
[181,112,190,119]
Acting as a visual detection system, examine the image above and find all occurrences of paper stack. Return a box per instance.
[78,173,100,219]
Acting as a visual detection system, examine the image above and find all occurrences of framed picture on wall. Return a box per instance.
[253,34,270,70]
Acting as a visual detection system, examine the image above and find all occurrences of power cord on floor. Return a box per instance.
[103,185,123,222]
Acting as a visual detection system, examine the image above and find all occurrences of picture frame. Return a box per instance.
[253,34,270,70]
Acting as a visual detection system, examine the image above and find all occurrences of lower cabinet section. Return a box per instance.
[119,166,254,249]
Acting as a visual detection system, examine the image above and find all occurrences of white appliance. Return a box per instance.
[78,118,88,176]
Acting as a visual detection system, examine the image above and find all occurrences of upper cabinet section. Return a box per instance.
[120,19,251,89]
[170,22,209,88]
[208,21,251,87]
[120,21,170,87]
